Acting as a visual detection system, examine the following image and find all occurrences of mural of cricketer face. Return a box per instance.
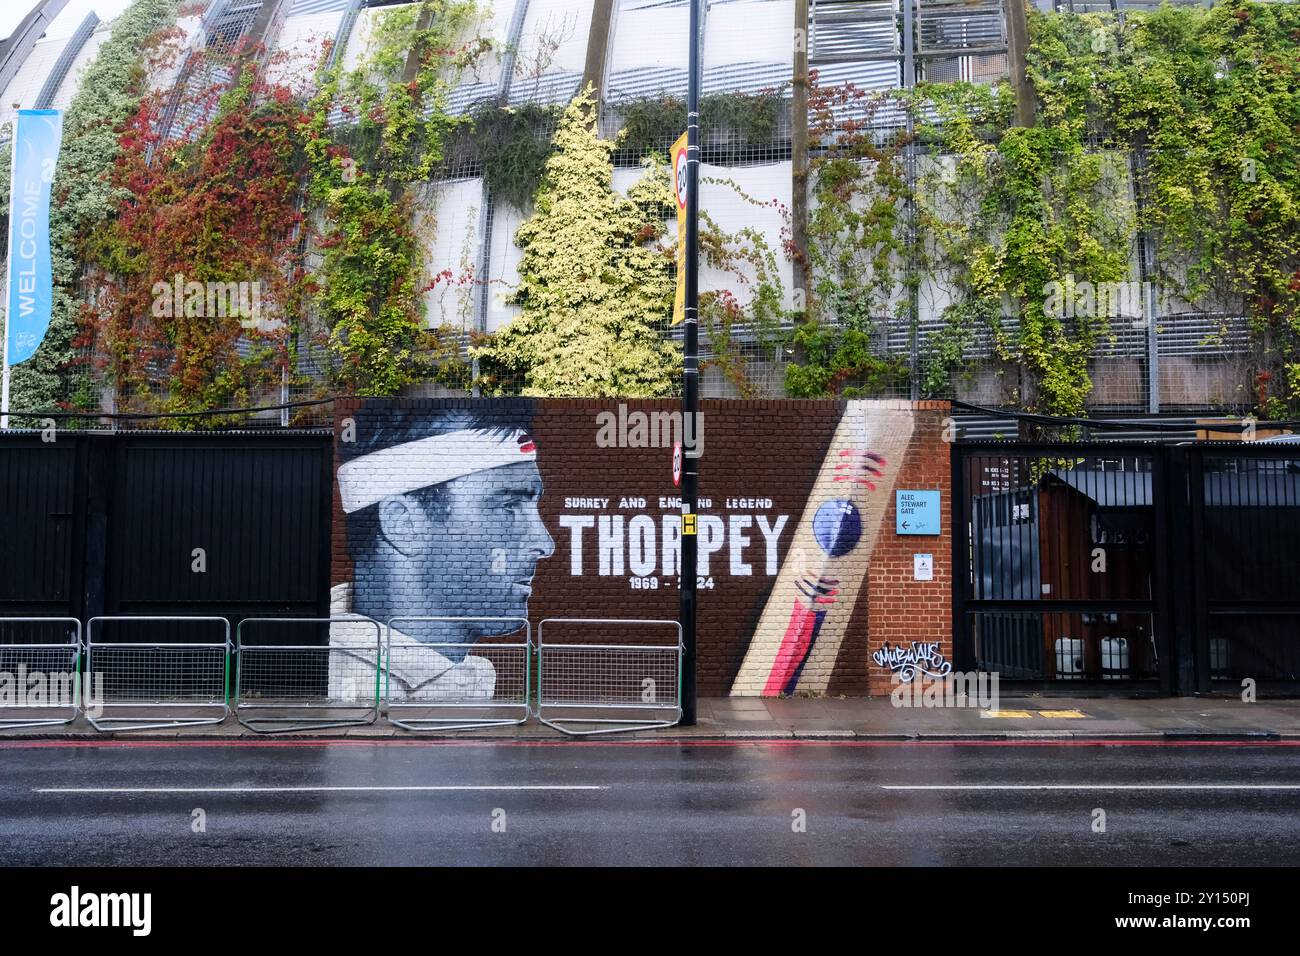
[333,406,554,700]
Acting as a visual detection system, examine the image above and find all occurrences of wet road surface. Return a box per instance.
[2,739,1297,865]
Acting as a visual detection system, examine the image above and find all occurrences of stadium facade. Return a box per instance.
[0,0,1293,428]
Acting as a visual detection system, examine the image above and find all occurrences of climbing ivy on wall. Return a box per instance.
[614,91,782,163]
[85,58,307,418]
[1105,1,1300,417]
[472,88,680,397]
[696,180,788,397]
[782,77,916,399]
[914,1,1299,416]
[1,0,179,420]
[915,16,1137,416]
[443,102,563,210]
[301,0,484,396]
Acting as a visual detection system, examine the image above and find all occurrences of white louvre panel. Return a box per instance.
[811,0,899,62]
[605,0,689,99]
[48,24,112,111]
[506,0,593,105]
[607,0,791,101]
[704,61,792,95]
[0,37,70,131]
[288,0,351,12]
[907,310,1146,360]
[484,200,528,333]
[704,0,792,82]
[1093,321,1150,357]
[508,70,584,105]
[900,313,1021,358]
[447,81,499,114]
[607,62,797,101]
[812,59,906,129]
[446,0,524,113]
[1158,313,1252,357]
[812,58,900,88]
[418,178,486,330]
[606,66,687,99]
[917,0,1005,54]
[697,160,794,300]
[267,12,346,90]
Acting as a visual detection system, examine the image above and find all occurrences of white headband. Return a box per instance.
[338,428,536,514]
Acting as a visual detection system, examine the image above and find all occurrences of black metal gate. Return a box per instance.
[1175,443,1300,693]
[953,440,1300,695]
[0,431,333,633]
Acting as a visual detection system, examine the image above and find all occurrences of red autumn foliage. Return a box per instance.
[83,56,310,414]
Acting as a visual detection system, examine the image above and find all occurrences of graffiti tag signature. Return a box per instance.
[872,642,953,683]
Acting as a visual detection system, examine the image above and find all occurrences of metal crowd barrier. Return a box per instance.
[236,616,381,733]
[86,616,231,732]
[535,618,683,736]
[385,617,531,731]
[0,618,82,729]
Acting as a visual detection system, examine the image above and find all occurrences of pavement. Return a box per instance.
[4,694,1300,740]
[3,737,1298,865]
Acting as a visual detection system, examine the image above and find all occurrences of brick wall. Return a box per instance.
[333,398,952,697]
[864,402,953,696]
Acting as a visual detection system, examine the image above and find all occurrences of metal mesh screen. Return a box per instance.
[30,0,1282,418]
[0,643,79,677]
[91,645,228,704]
[238,645,378,704]
[386,642,530,705]
[85,617,231,719]
[537,618,682,712]
[236,617,380,706]
[0,619,82,724]
[539,645,681,707]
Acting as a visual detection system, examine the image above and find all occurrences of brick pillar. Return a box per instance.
[866,402,954,696]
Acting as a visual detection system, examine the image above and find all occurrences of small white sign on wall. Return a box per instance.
[913,553,934,582]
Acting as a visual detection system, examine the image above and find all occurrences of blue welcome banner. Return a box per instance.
[5,109,63,366]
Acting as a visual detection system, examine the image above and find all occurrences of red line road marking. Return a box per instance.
[0,738,1295,751]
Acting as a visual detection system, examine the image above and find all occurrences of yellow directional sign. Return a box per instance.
[670,131,688,325]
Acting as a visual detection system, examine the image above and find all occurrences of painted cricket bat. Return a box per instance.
[729,401,915,696]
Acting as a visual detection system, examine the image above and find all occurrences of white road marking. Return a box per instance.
[35,785,609,794]
[882,784,1300,791]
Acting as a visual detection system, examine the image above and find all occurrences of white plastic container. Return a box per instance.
[1101,636,1129,679]
[1055,637,1084,679]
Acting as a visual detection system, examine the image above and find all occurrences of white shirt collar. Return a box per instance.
[328,583,496,696]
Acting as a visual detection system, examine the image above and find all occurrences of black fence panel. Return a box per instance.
[955,440,1300,695]
[954,443,1166,690]
[1186,445,1300,689]
[107,436,330,614]
[0,432,332,643]
[0,438,81,614]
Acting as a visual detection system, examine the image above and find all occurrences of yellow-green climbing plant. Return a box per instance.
[472,88,680,397]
